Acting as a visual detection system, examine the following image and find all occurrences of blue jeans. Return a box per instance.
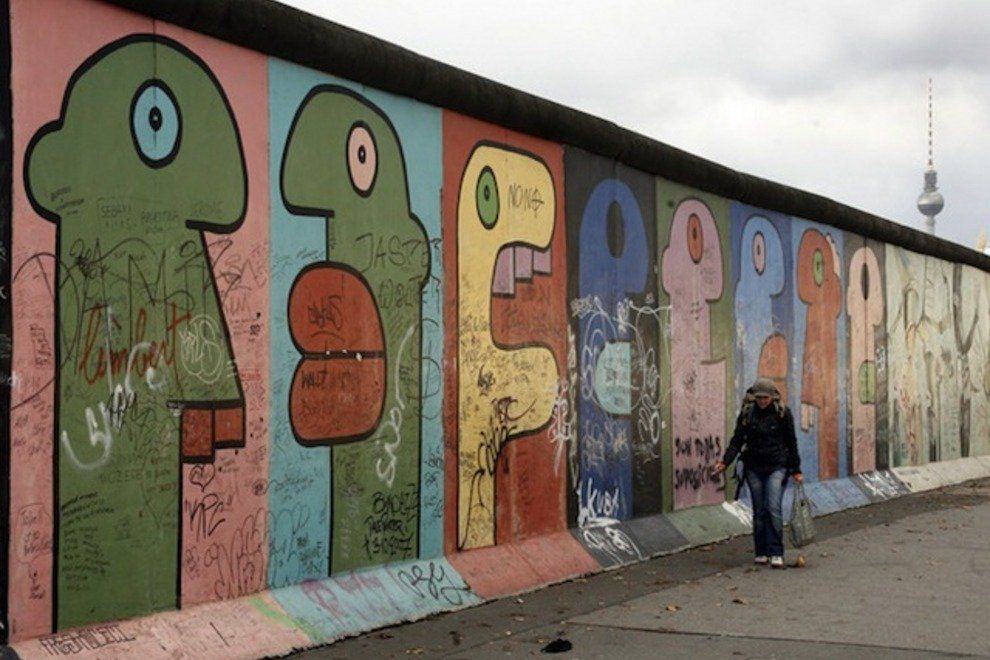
[745,468,787,557]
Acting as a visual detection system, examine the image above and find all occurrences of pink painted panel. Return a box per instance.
[8,0,152,640]
[7,0,271,636]
[514,245,534,279]
[153,22,272,610]
[10,593,311,659]
[847,246,883,474]
[661,199,727,509]
[492,246,515,295]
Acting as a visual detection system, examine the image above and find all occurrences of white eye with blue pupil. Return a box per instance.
[132,83,180,164]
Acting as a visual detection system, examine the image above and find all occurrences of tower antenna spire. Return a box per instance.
[927,77,934,167]
[917,77,944,235]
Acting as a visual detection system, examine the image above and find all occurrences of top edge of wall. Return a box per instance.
[99,0,990,272]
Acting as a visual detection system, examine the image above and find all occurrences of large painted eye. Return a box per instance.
[752,231,766,274]
[131,81,181,167]
[813,249,825,286]
[347,122,378,195]
[687,213,704,263]
[606,201,625,259]
[476,166,499,229]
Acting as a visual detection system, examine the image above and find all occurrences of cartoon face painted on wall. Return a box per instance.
[735,214,787,399]
[281,86,430,572]
[847,245,883,473]
[797,229,841,479]
[456,143,559,550]
[574,178,653,523]
[661,198,727,509]
[24,35,246,628]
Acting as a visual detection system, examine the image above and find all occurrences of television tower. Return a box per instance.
[916,78,944,235]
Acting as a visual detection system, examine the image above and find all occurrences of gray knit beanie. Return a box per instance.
[750,377,779,397]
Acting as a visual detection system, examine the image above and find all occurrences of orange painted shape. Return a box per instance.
[494,436,567,545]
[288,264,384,354]
[513,532,600,584]
[687,213,704,263]
[182,408,213,460]
[287,262,388,444]
[449,533,597,600]
[449,545,544,599]
[290,357,385,443]
[758,333,789,402]
[214,406,244,444]
[797,230,842,479]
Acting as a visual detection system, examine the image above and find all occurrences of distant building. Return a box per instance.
[976,231,990,256]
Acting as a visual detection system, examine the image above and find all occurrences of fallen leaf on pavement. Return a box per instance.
[732,597,749,605]
[666,604,680,612]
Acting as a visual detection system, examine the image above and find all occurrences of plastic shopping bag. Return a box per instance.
[789,481,816,548]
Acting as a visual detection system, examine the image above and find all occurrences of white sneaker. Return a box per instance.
[770,556,784,569]
[754,555,769,565]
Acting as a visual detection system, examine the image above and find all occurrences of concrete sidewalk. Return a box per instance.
[302,478,990,659]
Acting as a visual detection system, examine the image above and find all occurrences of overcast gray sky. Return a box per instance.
[281,0,990,249]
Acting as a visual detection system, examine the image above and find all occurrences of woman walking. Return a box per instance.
[714,377,803,568]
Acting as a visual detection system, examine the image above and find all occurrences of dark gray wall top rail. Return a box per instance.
[102,0,990,271]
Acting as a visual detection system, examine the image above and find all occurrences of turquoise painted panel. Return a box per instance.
[270,558,480,643]
[268,57,444,586]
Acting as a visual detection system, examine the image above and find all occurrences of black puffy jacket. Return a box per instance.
[722,403,801,474]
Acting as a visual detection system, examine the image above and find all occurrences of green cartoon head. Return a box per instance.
[26,36,246,232]
[281,87,418,237]
[25,34,246,419]
[280,86,430,572]
[24,35,248,628]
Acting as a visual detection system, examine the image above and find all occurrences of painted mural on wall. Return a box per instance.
[266,60,443,588]
[658,184,733,510]
[280,86,429,573]
[844,238,885,473]
[443,115,568,552]
[953,264,990,458]
[565,149,661,525]
[792,222,846,480]
[731,206,792,406]
[885,248,964,466]
[5,0,990,644]
[23,35,247,628]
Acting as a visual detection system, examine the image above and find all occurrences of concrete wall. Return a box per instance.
[3,0,989,648]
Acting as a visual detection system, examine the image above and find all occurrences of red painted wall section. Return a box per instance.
[441,113,595,593]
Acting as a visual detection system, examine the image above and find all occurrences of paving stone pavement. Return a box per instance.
[297,479,990,659]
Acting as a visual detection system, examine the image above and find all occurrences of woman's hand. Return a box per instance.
[713,462,727,475]
[792,471,804,483]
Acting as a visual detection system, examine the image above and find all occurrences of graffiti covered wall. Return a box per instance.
[3,0,990,643]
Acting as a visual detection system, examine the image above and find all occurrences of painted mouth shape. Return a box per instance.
[491,244,552,296]
[288,262,385,444]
